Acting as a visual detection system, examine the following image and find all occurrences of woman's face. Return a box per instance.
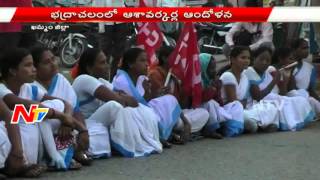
[206,58,217,79]
[36,50,59,80]
[280,53,295,67]
[232,50,251,71]
[253,51,271,73]
[89,51,109,79]
[131,52,148,75]
[296,41,309,59]
[14,54,37,83]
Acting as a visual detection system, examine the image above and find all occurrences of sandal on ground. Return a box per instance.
[189,133,204,142]
[74,151,93,166]
[47,159,82,171]
[68,160,82,170]
[160,139,172,149]
[203,130,223,139]
[170,133,186,145]
[15,164,46,178]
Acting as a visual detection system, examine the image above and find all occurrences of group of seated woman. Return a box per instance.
[0,37,319,178]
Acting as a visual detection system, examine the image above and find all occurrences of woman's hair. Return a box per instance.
[291,38,307,50]
[217,64,231,76]
[121,47,145,71]
[78,48,102,75]
[230,46,251,59]
[30,45,50,68]
[158,46,174,66]
[0,48,31,79]
[252,46,272,59]
[217,46,251,75]
[272,47,292,65]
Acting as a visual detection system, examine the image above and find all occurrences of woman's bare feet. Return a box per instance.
[5,152,24,176]
[6,164,46,178]
[5,152,46,178]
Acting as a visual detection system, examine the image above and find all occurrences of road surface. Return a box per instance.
[15,121,320,180]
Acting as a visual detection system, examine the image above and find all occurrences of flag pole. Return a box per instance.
[164,69,172,87]
[162,33,170,46]
[162,32,172,87]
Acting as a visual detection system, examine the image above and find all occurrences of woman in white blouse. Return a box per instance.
[219,46,257,136]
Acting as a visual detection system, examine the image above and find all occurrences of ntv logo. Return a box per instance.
[11,104,49,124]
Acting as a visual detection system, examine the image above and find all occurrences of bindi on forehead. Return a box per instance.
[43,56,54,63]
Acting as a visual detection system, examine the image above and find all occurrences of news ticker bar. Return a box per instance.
[1,7,320,23]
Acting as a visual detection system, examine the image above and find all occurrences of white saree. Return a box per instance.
[245,67,315,131]
[113,70,181,140]
[73,74,162,158]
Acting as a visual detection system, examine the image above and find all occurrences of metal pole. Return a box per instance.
[162,33,170,46]
[164,69,172,87]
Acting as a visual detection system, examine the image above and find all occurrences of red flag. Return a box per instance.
[168,22,202,108]
[136,0,163,67]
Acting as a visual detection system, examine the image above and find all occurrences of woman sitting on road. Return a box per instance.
[31,46,92,166]
[270,47,320,118]
[72,48,162,158]
[0,48,76,174]
[113,48,189,146]
[149,46,211,142]
[290,39,320,116]
[0,99,27,178]
[219,46,255,136]
[244,46,314,132]
[199,53,241,138]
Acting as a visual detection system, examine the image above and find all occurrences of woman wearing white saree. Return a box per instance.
[148,46,214,141]
[72,48,162,158]
[199,53,233,137]
[290,39,320,116]
[0,93,45,179]
[0,99,24,178]
[0,101,12,176]
[31,46,91,166]
[112,48,183,143]
[245,46,315,131]
[219,46,256,137]
[0,99,42,178]
[0,48,75,171]
[271,47,320,117]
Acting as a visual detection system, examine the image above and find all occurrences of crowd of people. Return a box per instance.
[0,34,319,178]
[1,0,320,179]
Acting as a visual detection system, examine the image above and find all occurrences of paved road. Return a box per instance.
[15,121,320,180]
